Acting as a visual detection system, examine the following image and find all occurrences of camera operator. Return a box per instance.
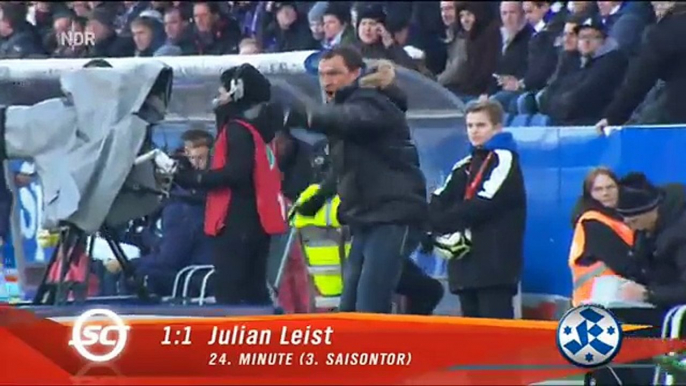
[285,47,429,314]
[105,129,213,297]
[174,64,287,306]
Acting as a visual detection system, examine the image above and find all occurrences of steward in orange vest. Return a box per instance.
[568,206,635,307]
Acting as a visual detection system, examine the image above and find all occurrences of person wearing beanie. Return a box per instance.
[307,1,328,42]
[266,1,318,53]
[174,64,288,306]
[321,2,356,49]
[614,172,686,309]
[85,7,135,57]
[353,5,417,70]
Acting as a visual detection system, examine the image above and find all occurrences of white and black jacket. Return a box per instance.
[429,132,527,292]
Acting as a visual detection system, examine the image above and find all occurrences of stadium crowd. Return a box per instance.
[1,1,684,126]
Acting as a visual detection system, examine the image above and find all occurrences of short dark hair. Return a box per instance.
[182,128,213,148]
[321,45,365,71]
[464,100,505,126]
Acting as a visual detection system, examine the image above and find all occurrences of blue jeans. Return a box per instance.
[339,224,420,313]
[490,90,522,114]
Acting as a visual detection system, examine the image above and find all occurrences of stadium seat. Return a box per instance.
[530,113,551,127]
[509,114,532,127]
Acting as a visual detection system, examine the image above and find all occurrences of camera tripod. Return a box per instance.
[32,223,152,306]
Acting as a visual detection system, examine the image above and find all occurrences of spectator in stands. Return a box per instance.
[130,16,165,57]
[446,1,500,102]
[149,1,172,14]
[538,15,583,115]
[353,5,417,70]
[231,1,263,39]
[386,12,434,77]
[69,1,91,18]
[0,2,45,58]
[105,129,213,297]
[568,167,639,307]
[52,14,90,58]
[115,1,148,37]
[157,7,192,55]
[191,1,242,55]
[540,18,627,125]
[488,1,534,111]
[265,2,318,53]
[566,1,598,20]
[494,1,559,114]
[307,1,327,44]
[28,2,59,46]
[85,7,135,57]
[437,1,467,88]
[596,2,686,130]
[427,100,526,319]
[597,1,652,55]
[239,37,261,55]
[321,2,355,49]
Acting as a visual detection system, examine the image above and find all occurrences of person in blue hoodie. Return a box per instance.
[425,99,527,319]
[105,130,213,297]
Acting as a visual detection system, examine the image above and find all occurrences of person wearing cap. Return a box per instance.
[0,2,45,59]
[85,7,135,57]
[265,2,318,53]
[614,173,686,309]
[539,16,628,125]
[174,64,287,306]
[321,2,356,49]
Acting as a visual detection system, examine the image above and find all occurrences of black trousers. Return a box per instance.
[457,285,516,319]
[212,229,271,305]
[396,258,444,315]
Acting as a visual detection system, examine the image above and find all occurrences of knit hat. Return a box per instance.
[219,63,271,106]
[273,2,297,13]
[323,2,351,25]
[385,12,411,34]
[308,1,328,23]
[574,16,608,37]
[616,172,664,217]
[356,4,385,28]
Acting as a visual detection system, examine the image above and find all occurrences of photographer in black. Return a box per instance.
[285,46,431,314]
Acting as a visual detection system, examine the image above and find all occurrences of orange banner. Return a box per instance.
[0,306,684,385]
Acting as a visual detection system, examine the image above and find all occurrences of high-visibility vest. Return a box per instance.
[292,184,346,299]
[292,184,341,229]
[568,210,634,307]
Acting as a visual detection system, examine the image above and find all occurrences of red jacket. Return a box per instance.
[205,119,287,236]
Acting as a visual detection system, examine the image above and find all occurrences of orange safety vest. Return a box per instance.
[568,210,634,306]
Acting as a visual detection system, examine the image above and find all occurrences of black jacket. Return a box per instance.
[308,65,428,228]
[428,132,526,291]
[604,5,686,125]
[545,39,628,125]
[180,103,280,237]
[488,24,533,94]
[523,27,558,91]
[86,33,135,58]
[570,198,643,281]
[638,184,686,308]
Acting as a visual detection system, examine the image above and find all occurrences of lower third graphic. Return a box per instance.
[556,304,623,368]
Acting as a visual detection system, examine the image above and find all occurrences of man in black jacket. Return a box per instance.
[286,46,429,314]
[427,100,526,319]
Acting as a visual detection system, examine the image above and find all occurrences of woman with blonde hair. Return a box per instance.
[568,167,644,307]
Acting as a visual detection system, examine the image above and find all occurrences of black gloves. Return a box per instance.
[174,169,201,189]
[171,154,193,172]
[295,193,327,217]
[283,101,310,130]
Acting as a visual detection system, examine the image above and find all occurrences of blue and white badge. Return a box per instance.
[557,304,623,368]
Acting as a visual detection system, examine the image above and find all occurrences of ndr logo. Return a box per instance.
[69,309,130,363]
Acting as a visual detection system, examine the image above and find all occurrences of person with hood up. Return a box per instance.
[567,167,643,307]
[284,46,429,314]
[425,100,526,319]
[445,1,501,102]
[541,17,628,125]
[174,64,288,306]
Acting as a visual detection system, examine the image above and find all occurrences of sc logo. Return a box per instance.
[69,309,130,363]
